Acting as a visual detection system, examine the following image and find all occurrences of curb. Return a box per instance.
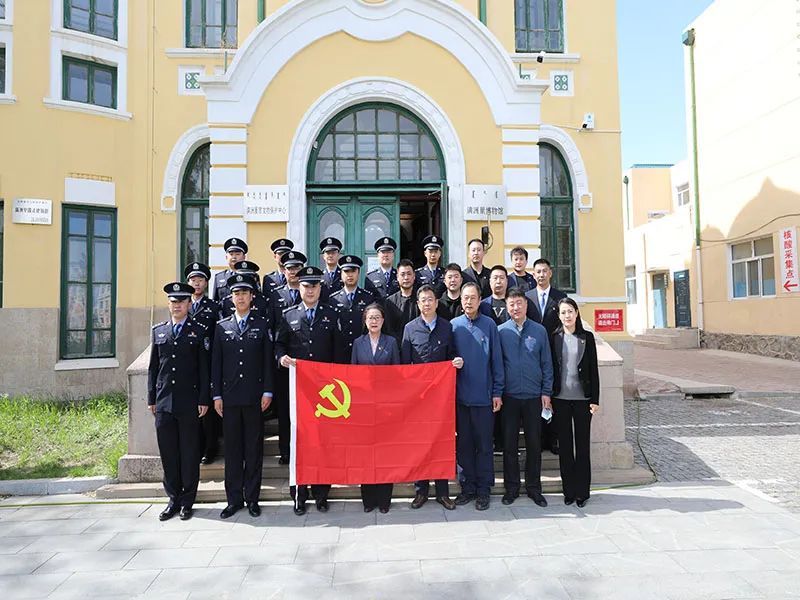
[0,476,115,496]
[735,391,800,400]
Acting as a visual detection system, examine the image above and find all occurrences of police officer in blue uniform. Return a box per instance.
[364,237,400,299]
[327,254,376,362]
[148,282,210,521]
[319,237,343,302]
[212,238,248,301]
[415,235,446,298]
[269,250,307,464]
[276,266,341,515]
[184,262,221,465]
[211,274,274,519]
[264,238,294,293]
[219,261,270,320]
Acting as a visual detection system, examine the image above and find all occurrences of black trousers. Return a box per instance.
[223,404,264,505]
[493,405,504,451]
[502,395,543,495]
[200,407,220,456]
[361,484,393,510]
[275,369,290,457]
[542,417,558,450]
[456,404,495,497]
[155,410,201,508]
[414,479,450,498]
[290,484,331,504]
[552,398,592,501]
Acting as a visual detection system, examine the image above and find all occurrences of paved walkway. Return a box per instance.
[634,346,800,395]
[1,482,800,599]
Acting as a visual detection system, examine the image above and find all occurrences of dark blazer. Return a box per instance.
[508,272,536,294]
[414,265,445,297]
[364,268,399,300]
[219,290,272,324]
[269,285,302,327]
[189,296,220,331]
[211,314,274,406]
[327,287,376,357]
[263,270,286,293]
[148,318,210,413]
[436,294,463,321]
[351,333,400,366]
[384,291,419,344]
[525,286,568,335]
[320,267,343,303]
[461,265,492,299]
[401,316,456,364]
[549,328,600,404]
[212,269,234,302]
[275,302,342,363]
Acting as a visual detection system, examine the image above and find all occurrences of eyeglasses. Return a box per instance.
[418,298,436,304]
[365,315,383,321]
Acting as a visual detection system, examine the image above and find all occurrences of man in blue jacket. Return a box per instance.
[451,282,504,510]
[497,288,553,507]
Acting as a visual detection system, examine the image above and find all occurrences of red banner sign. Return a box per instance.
[594,308,624,332]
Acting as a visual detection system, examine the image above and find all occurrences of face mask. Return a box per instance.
[541,407,553,423]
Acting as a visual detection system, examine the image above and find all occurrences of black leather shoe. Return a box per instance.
[379,506,390,514]
[200,453,215,465]
[315,499,329,513]
[454,493,476,506]
[576,498,588,508]
[564,497,575,506]
[293,502,307,516]
[159,503,179,521]
[247,502,261,517]
[363,505,375,513]
[436,496,456,511]
[475,496,490,511]
[528,492,548,507]
[179,506,193,520]
[410,494,428,509]
[550,444,559,455]
[220,503,244,519]
[278,455,289,465]
[501,493,517,506]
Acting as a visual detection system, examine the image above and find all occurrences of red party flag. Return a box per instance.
[289,360,456,485]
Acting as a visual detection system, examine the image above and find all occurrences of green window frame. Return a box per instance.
[515,0,564,53]
[60,205,117,359]
[181,144,211,268]
[62,56,117,109]
[0,47,5,95]
[308,103,445,184]
[186,0,238,49]
[539,143,575,292]
[0,200,4,307]
[64,0,118,41]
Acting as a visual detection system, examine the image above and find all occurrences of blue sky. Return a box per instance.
[617,0,714,168]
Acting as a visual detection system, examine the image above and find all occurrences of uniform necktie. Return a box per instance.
[384,271,391,286]
[290,289,299,305]
[280,274,286,286]
[306,308,314,324]
[173,322,182,338]
[239,318,246,333]
[191,301,199,315]
[540,292,547,316]
[347,292,355,306]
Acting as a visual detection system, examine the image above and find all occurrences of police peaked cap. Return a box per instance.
[320,237,343,253]
[374,237,397,252]
[422,234,443,250]
[279,251,307,267]
[270,238,294,253]
[226,273,258,291]
[224,237,248,253]
[184,262,211,280]
[298,266,324,283]
[233,260,260,273]
[164,281,194,299]
[338,254,364,270]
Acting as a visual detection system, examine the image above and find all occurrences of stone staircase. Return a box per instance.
[635,328,699,350]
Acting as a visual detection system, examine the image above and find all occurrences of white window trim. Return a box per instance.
[729,237,776,300]
[51,0,128,47]
[0,29,14,102]
[513,0,570,55]
[625,266,637,305]
[0,0,14,25]
[43,97,132,120]
[510,52,580,63]
[165,47,236,59]
[676,184,690,208]
[54,358,120,371]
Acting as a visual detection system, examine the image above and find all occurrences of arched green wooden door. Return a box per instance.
[539,143,576,292]
[181,143,210,268]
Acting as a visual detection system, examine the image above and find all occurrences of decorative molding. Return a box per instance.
[286,77,467,258]
[539,124,589,198]
[161,124,211,212]
[54,358,120,371]
[165,48,235,59]
[510,52,581,64]
[199,0,548,125]
[42,98,132,120]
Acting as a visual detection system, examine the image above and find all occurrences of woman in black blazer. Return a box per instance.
[549,297,600,508]
[351,303,400,513]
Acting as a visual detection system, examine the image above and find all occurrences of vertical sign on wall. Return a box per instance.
[780,227,798,293]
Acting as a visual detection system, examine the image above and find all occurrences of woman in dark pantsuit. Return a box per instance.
[549,298,600,508]
[351,303,400,513]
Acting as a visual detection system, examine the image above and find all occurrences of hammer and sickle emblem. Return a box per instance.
[315,379,351,419]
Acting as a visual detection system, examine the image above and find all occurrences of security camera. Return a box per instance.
[536,51,545,64]
[581,113,595,130]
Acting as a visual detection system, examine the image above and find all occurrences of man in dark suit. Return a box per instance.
[263,238,294,293]
[218,261,270,320]
[437,263,464,321]
[211,274,274,520]
[148,282,210,522]
[319,237,343,301]
[364,237,399,299]
[185,262,220,465]
[212,238,247,301]
[327,255,375,361]
[461,238,492,299]
[383,258,418,344]
[268,250,306,464]
[276,266,341,515]
[507,247,536,294]
[414,235,445,297]
[524,258,567,454]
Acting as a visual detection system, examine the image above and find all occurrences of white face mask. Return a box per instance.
[541,407,553,423]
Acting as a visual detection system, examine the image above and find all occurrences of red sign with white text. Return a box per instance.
[780,227,799,294]
[594,308,624,332]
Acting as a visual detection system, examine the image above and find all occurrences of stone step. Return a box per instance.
[97,467,654,501]
[199,452,562,479]
[633,338,672,349]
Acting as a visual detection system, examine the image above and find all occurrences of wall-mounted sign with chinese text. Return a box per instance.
[243,185,289,222]
[12,199,52,225]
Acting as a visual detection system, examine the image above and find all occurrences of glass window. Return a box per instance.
[625,265,636,305]
[363,211,390,252]
[0,47,5,95]
[539,144,575,292]
[309,105,443,183]
[730,236,774,298]
[320,209,346,247]
[61,206,116,358]
[187,0,238,49]
[63,57,117,109]
[515,0,563,53]
[0,0,5,20]
[676,184,690,207]
[181,144,210,267]
[64,0,118,41]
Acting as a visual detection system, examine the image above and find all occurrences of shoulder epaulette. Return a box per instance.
[152,320,168,329]
[218,315,234,323]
